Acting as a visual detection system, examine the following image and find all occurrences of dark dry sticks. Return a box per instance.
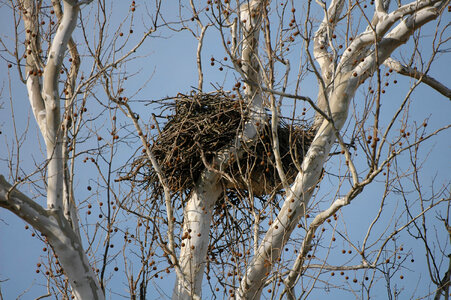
[121,90,314,200]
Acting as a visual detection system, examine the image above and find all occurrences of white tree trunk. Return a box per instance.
[0,176,104,300]
[172,174,222,299]
[1,1,102,299]
[237,0,445,298]
[172,1,267,298]
[42,0,81,211]
[237,72,356,299]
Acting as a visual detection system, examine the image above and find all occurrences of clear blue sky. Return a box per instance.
[0,1,450,299]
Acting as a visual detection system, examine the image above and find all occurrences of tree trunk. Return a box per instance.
[172,1,267,298]
[237,1,445,297]
[1,1,103,299]
[0,176,104,300]
[237,72,356,299]
[172,174,222,299]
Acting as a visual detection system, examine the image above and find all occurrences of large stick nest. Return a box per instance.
[122,90,315,199]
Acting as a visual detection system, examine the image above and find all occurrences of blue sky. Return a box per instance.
[0,1,450,299]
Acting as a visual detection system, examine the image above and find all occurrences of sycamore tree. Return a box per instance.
[0,0,450,299]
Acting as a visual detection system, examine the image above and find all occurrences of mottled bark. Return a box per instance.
[2,1,102,299]
[172,1,267,298]
[0,176,104,300]
[236,0,446,298]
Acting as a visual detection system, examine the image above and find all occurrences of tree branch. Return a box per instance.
[0,175,104,300]
[173,1,268,298]
[384,57,451,99]
[22,0,46,139]
[237,1,446,298]
[41,0,82,211]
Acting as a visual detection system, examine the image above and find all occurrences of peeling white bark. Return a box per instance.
[237,72,356,299]
[42,1,81,211]
[0,176,104,300]
[11,1,101,299]
[236,1,446,298]
[22,0,47,140]
[172,175,222,299]
[172,1,267,298]
[241,0,267,138]
[311,0,345,130]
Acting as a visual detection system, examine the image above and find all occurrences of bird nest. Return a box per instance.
[120,90,315,201]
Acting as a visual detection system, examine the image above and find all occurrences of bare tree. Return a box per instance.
[0,0,450,299]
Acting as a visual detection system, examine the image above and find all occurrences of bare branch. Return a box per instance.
[0,175,104,300]
[384,57,451,99]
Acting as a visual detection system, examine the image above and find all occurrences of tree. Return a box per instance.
[0,0,450,299]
